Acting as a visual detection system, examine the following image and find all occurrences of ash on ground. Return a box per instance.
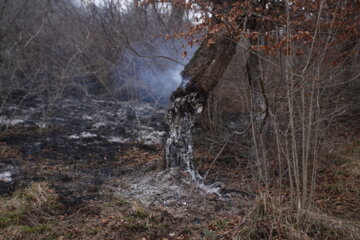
[0,97,168,146]
[113,168,252,223]
[0,96,252,225]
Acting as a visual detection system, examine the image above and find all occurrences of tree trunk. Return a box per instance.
[164,36,237,180]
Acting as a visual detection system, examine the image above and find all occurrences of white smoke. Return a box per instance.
[108,38,197,103]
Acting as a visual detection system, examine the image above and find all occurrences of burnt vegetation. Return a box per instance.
[0,0,360,239]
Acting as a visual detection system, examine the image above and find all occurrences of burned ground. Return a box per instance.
[0,97,359,239]
[0,97,256,240]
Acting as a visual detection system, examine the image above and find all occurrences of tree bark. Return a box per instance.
[164,35,237,179]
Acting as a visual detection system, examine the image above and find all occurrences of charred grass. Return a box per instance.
[0,126,359,239]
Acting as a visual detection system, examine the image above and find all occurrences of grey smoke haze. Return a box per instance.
[109,38,197,103]
[65,0,198,103]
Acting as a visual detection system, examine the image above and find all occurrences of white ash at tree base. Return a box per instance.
[112,168,253,223]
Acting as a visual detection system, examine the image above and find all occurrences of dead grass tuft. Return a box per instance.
[226,198,360,240]
[0,182,59,240]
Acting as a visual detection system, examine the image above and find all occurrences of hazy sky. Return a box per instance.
[77,0,131,7]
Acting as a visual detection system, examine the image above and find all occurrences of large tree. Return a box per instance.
[164,0,238,180]
[163,0,274,178]
[161,0,360,209]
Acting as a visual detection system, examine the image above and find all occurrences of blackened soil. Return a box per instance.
[0,98,167,209]
[0,98,256,240]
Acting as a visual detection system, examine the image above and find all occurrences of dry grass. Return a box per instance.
[0,182,179,240]
[0,142,22,158]
[199,133,360,240]
[314,135,360,219]
[0,182,59,240]
[211,198,360,240]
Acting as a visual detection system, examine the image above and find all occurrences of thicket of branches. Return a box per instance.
[1,0,359,226]
[158,1,359,238]
[0,0,191,114]
[156,0,360,211]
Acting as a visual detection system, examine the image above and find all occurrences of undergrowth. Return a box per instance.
[0,182,59,240]
[209,197,360,240]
